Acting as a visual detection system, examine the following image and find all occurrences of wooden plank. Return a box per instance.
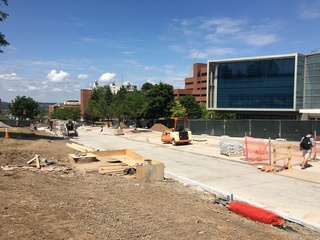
[274,155,292,162]
[273,144,291,149]
[100,165,129,171]
[99,168,125,174]
[94,150,126,157]
[136,163,164,181]
[99,163,128,167]
[66,143,95,152]
[221,153,243,157]
[125,149,143,160]
[35,154,41,169]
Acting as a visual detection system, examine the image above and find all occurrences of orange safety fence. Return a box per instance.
[243,136,270,161]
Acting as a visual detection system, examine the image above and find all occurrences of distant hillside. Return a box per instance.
[1,101,10,108]
[1,101,56,109]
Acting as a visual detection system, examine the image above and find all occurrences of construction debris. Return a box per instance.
[1,165,71,173]
[69,153,97,163]
[27,156,56,165]
[68,149,165,179]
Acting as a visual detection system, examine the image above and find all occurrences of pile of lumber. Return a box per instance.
[99,162,135,175]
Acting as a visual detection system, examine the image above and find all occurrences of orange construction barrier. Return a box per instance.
[5,128,9,138]
[227,201,284,226]
[243,136,269,161]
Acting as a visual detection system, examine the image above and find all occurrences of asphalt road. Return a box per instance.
[72,126,320,232]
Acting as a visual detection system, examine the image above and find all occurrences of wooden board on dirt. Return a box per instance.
[66,143,95,152]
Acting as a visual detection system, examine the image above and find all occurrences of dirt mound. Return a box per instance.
[150,123,169,132]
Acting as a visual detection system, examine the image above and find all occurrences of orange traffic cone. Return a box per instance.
[5,128,9,138]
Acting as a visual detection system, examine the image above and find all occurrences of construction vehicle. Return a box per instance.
[64,119,78,138]
[161,117,192,145]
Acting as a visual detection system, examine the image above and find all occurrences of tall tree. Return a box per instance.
[179,95,202,119]
[110,86,127,123]
[123,90,148,122]
[141,82,153,92]
[8,95,40,120]
[145,82,174,119]
[50,107,81,121]
[86,85,113,121]
[0,0,9,53]
[170,100,187,117]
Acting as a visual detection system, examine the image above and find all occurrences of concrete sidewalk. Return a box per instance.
[72,126,320,232]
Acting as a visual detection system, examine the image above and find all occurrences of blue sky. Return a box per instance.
[1,0,320,103]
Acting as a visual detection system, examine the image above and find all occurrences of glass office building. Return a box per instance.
[207,53,308,119]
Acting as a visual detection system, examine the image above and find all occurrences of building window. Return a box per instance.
[216,58,295,109]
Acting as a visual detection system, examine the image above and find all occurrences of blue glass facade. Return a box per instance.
[216,58,295,109]
[304,54,320,108]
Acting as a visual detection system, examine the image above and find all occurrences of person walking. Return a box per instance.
[300,132,315,169]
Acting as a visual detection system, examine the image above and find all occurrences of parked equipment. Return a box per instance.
[161,117,192,145]
[65,120,78,137]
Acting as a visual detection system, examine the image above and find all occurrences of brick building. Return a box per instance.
[173,63,207,103]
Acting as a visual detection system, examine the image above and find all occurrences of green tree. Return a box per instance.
[200,102,214,119]
[170,100,187,117]
[110,86,127,123]
[199,102,236,120]
[50,107,81,121]
[86,85,113,121]
[145,82,174,119]
[0,0,9,53]
[141,82,153,92]
[8,95,40,120]
[123,90,148,122]
[179,95,202,119]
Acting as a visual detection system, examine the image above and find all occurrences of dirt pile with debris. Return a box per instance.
[150,123,169,132]
[0,130,319,240]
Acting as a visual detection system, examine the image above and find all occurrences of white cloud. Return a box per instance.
[8,88,16,92]
[78,74,89,79]
[52,88,63,92]
[47,70,70,82]
[238,33,279,46]
[202,18,245,34]
[0,73,22,80]
[143,66,155,71]
[99,72,116,82]
[28,85,38,91]
[90,66,97,71]
[8,46,18,51]
[299,3,320,19]
[202,47,238,58]
[122,51,136,54]
[171,16,279,52]
[169,44,185,53]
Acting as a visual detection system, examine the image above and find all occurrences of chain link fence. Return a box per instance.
[188,119,320,141]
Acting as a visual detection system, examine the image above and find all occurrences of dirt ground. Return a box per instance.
[1,129,320,240]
